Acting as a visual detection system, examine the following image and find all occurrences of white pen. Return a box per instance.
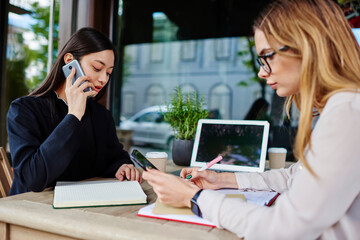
[186,155,223,180]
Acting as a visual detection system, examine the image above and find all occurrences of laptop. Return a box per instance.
[189,119,270,173]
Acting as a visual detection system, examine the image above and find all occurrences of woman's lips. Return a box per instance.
[268,82,277,89]
[94,86,102,92]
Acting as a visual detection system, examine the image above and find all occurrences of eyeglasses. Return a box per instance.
[256,46,289,74]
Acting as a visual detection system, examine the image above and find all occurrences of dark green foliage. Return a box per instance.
[237,37,266,98]
[25,1,59,90]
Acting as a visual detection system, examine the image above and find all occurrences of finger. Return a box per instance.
[66,68,76,88]
[73,76,90,88]
[180,168,194,178]
[187,171,209,183]
[129,166,137,181]
[180,167,200,178]
[115,168,120,179]
[84,90,97,98]
[191,178,203,188]
[190,170,206,179]
[146,168,163,175]
[78,81,96,98]
[80,79,94,91]
[116,165,129,181]
[134,168,140,182]
[143,170,161,183]
[124,166,132,180]
[142,170,153,181]
[134,168,141,183]
[116,171,125,181]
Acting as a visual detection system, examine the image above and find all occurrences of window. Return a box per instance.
[180,83,197,95]
[0,0,59,149]
[116,0,284,128]
[209,84,232,119]
[146,84,166,106]
[122,91,136,118]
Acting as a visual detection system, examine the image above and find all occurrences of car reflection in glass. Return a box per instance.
[120,106,174,149]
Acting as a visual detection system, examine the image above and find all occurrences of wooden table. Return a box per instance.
[0,160,296,240]
[0,162,239,240]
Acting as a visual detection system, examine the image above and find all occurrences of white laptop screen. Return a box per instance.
[190,119,269,172]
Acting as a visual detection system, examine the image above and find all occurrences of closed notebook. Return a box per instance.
[53,180,147,209]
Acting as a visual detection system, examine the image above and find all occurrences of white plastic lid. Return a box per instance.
[145,152,168,158]
[268,147,287,153]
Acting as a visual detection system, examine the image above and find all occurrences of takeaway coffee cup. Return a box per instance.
[268,148,287,169]
[145,152,168,172]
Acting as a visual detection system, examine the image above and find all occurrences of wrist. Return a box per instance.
[190,189,203,217]
[186,187,200,208]
[216,172,238,189]
[68,112,82,121]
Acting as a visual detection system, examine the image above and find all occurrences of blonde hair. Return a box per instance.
[254,0,360,175]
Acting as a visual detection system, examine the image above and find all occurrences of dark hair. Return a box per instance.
[244,98,269,120]
[29,27,116,102]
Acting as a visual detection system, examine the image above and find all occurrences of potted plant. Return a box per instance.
[162,86,208,166]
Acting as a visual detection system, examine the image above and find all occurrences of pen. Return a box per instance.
[186,155,223,180]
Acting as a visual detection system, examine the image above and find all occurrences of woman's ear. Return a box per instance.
[63,53,74,64]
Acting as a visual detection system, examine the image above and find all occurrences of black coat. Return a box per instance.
[7,91,132,195]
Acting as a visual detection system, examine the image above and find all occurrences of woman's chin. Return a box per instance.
[275,89,292,98]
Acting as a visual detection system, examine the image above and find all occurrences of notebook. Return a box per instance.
[53,179,147,209]
[190,119,270,173]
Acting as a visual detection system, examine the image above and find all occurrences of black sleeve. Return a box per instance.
[7,98,82,192]
[101,109,132,177]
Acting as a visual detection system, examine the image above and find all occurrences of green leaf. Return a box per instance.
[162,86,208,140]
[24,1,60,91]
[236,36,266,97]
[237,81,248,87]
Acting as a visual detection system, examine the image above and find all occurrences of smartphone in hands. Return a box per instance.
[130,149,158,170]
[62,59,91,92]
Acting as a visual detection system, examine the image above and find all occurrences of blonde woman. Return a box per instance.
[143,0,360,238]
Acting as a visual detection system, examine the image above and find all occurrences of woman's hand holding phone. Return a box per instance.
[65,67,96,120]
[143,169,200,208]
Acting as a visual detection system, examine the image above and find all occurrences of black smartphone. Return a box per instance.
[62,59,91,92]
[130,149,158,170]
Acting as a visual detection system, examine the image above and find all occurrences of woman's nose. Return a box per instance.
[98,73,108,85]
[258,66,270,79]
